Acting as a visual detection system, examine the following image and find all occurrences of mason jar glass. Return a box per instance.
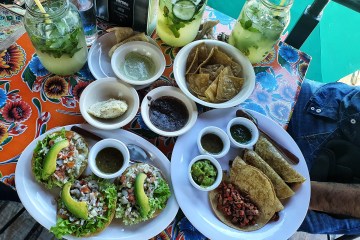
[156,0,207,47]
[24,0,88,75]
[229,0,293,64]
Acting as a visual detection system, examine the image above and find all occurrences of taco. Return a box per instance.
[243,149,295,199]
[32,129,89,189]
[115,163,171,225]
[50,176,117,238]
[209,156,281,231]
[255,135,306,183]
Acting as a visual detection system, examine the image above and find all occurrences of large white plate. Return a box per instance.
[171,108,310,240]
[15,124,179,240]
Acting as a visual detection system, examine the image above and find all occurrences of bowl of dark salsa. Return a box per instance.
[141,86,198,137]
[226,117,259,149]
[197,126,230,158]
[88,138,130,179]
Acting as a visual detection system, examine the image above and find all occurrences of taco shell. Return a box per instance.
[255,135,306,183]
[244,150,295,199]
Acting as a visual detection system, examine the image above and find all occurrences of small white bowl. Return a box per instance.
[197,126,230,158]
[188,155,223,191]
[226,117,259,149]
[141,86,198,137]
[88,138,130,179]
[111,41,166,87]
[173,39,255,109]
[79,77,139,130]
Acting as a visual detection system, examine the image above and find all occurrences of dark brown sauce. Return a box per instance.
[149,96,189,132]
[95,147,124,174]
[201,133,224,153]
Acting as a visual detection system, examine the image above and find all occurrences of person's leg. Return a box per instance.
[0,182,20,202]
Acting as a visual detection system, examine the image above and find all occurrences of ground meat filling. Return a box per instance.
[215,182,259,227]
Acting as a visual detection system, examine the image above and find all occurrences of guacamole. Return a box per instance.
[191,160,217,187]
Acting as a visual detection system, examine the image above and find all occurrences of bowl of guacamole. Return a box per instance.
[188,155,223,191]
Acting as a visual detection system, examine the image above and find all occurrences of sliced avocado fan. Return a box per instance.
[61,182,89,219]
[135,173,150,217]
[42,139,69,180]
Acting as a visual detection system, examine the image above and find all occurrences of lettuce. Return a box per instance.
[50,177,117,238]
[33,129,67,189]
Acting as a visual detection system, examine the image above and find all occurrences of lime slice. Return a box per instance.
[172,0,196,21]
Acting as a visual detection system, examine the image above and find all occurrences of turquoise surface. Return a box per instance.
[208,0,360,83]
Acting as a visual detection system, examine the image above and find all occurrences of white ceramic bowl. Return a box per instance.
[88,138,130,179]
[197,126,230,158]
[79,77,139,130]
[141,86,198,137]
[226,117,259,149]
[173,39,255,108]
[188,155,223,191]
[111,41,166,87]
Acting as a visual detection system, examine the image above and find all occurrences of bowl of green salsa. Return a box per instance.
[226,117,259,149]
[188,155,222,191]
[88,138,130,179]
[197,126,230,158]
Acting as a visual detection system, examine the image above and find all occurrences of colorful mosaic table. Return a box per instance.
[0,6,311,239]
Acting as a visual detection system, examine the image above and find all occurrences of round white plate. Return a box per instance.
[15,124,179,240]
[171,108,310,240]
[88,32,159,84]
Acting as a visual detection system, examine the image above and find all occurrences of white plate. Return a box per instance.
[88,32,159,83]
[15,124,179,240]
[171,108,310,240]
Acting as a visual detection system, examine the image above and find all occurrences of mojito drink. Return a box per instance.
[156,0,207,47]
[24,1,88,75]
[229,0,291,63]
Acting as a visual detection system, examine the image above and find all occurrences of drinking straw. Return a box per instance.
[34,0,52,23]
[279,0,286,6]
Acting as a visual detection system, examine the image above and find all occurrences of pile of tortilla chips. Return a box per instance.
[209,135,306,231]
[185,43,245,103]
[107,27,149,58]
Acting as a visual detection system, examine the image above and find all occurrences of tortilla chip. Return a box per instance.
[230,156,280,230]
[255,135,306,183]
[195,47,215,73]
[187,73,211,96]
[216,75,244,101]
[106,27,134,43]
[108,33,149,57]
[244,150,295,199]
[199,64,224,82]
[186,48,199,74]
[208,47,233,66]
[230,61,243,77]
[197,42,209,64]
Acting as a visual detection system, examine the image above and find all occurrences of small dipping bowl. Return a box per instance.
[111,41,166,88]
[197,126,230,158]
[226,117,259,149]
[188,155,223,191]
[141,86,198,137]
[88,139,130,179]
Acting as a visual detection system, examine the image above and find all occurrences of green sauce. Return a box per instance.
[201,133,224,154]
[191,160,217,187]
[95,147,124,174]
[230,124,252,143]
[122,52,155,81]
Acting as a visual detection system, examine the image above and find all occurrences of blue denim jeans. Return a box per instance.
[288,79,360,234]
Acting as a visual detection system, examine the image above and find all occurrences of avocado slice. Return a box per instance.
[42,139,69,180]
[61,182,89,219]
[134,173,151,217]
